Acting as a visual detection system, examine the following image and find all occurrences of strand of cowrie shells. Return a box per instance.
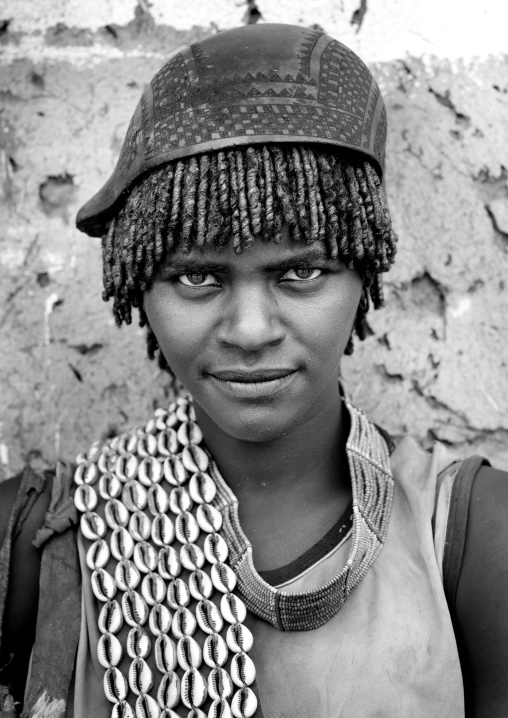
[74,397,258,718]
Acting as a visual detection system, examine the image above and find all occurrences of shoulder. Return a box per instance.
[453,462,508,715]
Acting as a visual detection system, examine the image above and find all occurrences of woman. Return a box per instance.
[1,23,507,718]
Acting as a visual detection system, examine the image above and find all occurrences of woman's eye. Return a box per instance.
[282,267,323,281]
[178,272,218,287]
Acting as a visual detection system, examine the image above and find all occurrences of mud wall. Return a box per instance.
[1,0,507,476]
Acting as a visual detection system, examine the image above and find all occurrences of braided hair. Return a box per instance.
[101,144,397,371]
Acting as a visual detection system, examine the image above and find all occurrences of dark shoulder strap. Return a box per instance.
[442,455,490,616]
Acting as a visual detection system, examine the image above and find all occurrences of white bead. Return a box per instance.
[151,514,174,547]
[141,572,166,605]
[177,635,203,670]
[203,633,229,668]
[208,698,233,718]
[231,687,258,718]
[158,546,181,579]
[196,599,224,635]
[169,487,193,515]
[122,480,148,512]
[98,600,123,635]
[129,511,152,542]
[167,578,191,609]
[196,504,223,533]
[122,589,149,627]
[208,667,234,700]
[155,634,178,673]
[163,456,188,486]
[189,569,213,601]
[175,512,199,544]
[180,542,205,571]
[189,472,216,504]
[114,452,138,482]
[220,593,247,625]
[103,667,128,703]
[230,652,256,687]
[182,445,209,476]
[148,484,170,517]
[74,484,98,512]
[171,606,197,639]
[181,668,207,709]
[133,541,158,574]
[211,563,237,593]
[110,527,134,560]
[86,539,110,570]
[204,533,228,564]
[178,421,203,447]
[92,569,117,602]
[81,511,107,540]
[99,472,122,500]
[138,456,163,486]
[105,499,130,529]
[157,428,179,456]
[129,657,153,695]
[135,693,160,718]
[157,671,180,709]
[226,624,253,654]
[115,558,141,591]
[149,603,172,635]
[127,625,151,659]
[97,632,123,668]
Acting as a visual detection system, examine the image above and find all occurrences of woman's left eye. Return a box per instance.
[281,267,323,282]
[178,272,218,287]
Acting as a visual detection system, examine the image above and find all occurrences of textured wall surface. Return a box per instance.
[1,0,508,478]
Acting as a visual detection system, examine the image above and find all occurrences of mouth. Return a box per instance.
[206,368,298,398]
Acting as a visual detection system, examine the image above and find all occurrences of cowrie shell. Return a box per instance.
[133,541,158,574]
[97,632,123,668]
[129,511,151,542]
[122,480,148,512]
[189,569,213,601]
[127,625,151,659]
[91,569,117,602]
[178,421,203,447]
[158,545,181,579]
[196,504,223,533]
[98,472,122,500]
[208,667,234,700]
[157,671,180,709]
[110,527,134,560]
[189,471,216,504]
[138,456,163,486]
[177,635,203,670]
[105,499,130,529]
[74,484,98,512]
[155,634,177,673]
[122,589,149,627]
[86,539,110,570]
[117,433,138,455]
[103,666,128,703]
[151,513,174,546]
[111,700,134,718]
[141,572,166,605]
[87,441,101,461]
[203,633,229,668]
[182,445,208,473]
[175,512,199,544]
[98,600,123,634]
[231,687,258,718]
[211,563,237,593]
[204,532,228,564]
[175,404,191,424]
[180,542,205,571]
[145,416,158,434]
[80,511,106,540]
[98,449,118,474]
[167,578,190,609]
[180,668,207,709]
[115,558,141,591]
[129,657,153,695]
[226,624,253,654]
[208,698,233,718]
[148,484,170,517]
[169,486,192,515]
[220,593,247,625]
[171,606,197,639]
[109,435,121,451]
[158,428,179,456]
[163,456,188,486]
[149,603,172,635]
[196,599,223,635]
[187,710,206,718]
[135,693,160,718]
[75,451,87,466]
[160,412,179,430]
[137,433,158,459]
[74,461,99,486]
[231,652,256,687]
[115,452,138,481]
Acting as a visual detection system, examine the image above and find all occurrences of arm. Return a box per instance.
[453,465,508,717]
[0,472,52,707]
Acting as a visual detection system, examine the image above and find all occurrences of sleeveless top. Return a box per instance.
[62,433,464,718]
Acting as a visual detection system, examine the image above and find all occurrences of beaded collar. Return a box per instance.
[73,395,393,717]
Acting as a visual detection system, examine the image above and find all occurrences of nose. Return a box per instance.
[216,285,285,352]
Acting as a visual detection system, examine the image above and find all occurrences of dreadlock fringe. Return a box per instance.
[102,143,398,362]
[25,693,66,718]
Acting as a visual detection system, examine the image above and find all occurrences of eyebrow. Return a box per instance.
[159,248,332,273]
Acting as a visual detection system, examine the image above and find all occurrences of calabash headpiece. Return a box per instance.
[76,23,387,237]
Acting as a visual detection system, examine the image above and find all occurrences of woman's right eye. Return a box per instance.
[178,272,218,287]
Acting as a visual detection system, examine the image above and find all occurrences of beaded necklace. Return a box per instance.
[73,395,393,718]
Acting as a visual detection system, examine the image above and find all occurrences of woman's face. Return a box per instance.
[143,227,362,443]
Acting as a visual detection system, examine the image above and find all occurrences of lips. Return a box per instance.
[208,369,296,383]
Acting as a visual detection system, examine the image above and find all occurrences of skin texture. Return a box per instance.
[144,229,362,568]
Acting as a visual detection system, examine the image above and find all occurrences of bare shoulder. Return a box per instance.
[455,464,508,717]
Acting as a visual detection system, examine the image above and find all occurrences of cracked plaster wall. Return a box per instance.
[1,0,508,477]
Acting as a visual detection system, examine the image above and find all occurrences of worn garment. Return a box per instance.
[0,439,496,717]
